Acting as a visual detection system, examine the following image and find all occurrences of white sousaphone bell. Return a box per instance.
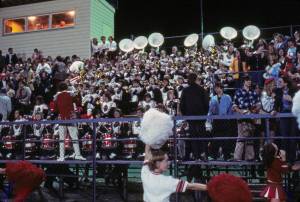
[133,36,148,50]
[148,32,164,48]
[184,33,199,47]
[242,25,261,48]
[202,34,215,50]
[119,38,135,53]
[220,26,238,40]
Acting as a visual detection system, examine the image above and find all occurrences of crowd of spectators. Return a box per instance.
[0,31,300,163]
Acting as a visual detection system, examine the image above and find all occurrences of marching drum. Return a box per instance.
[2,136,16,150]
[64,133,73,151]
[123,138,137,156]
[41,133,56,151]
[25,138,36,154]
[101,133,118,149]
[82,133,93,152]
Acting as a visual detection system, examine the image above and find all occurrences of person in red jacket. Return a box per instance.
[54,82,85,161]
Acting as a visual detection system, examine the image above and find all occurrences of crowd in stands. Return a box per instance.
[0,32,300,163]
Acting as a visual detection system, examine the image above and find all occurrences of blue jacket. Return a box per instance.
[208,94,232,116]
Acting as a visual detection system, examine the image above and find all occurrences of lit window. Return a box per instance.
[4,18,25,34]
[52,11,75,29]
[28,15,50,31]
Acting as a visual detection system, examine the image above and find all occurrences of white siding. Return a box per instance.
[0,0,91,59]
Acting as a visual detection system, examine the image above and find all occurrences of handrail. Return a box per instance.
[0,113,295,126]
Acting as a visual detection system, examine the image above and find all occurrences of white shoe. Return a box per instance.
[96,152,100,159]
[109,153,116,159]
[69,153,76,159]
[74,155,86,161]
[57,157,65,162]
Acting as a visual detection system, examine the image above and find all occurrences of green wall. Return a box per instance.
[90,0,115,40]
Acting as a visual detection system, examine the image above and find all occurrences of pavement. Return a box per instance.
[25,181,199,202]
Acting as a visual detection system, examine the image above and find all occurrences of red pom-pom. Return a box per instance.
[207,173,252,202]
[6,161,45,201]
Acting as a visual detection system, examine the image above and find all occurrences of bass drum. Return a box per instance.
[41,133,56,151]
[25,137,37,154]
[101,133,118,149]
[2,135,16,150]
[82,133,93,152]
[64,133,73,151]
[122,138,137,158]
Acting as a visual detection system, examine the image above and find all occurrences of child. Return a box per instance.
[141,145,207,202]
[261,143,300,202]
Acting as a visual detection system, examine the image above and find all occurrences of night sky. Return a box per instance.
[115,0,300,46]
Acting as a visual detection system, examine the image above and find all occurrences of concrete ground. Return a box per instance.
[26,182,198,202]
[22,177,207,202]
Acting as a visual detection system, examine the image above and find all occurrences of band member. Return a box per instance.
[12,110,27,159]
[54,82,85,161]
[107,36,118,60]
[132,107,144,158]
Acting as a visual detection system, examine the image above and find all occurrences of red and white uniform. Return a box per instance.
[141,165,188,202]
[260,157,289,201]
[54,90,84,161]
[54,91,76,120]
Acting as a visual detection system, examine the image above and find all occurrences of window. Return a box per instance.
[27,15,50,31]
[4,18,25,34]
[52,11,75,29]
[3,10,76,35]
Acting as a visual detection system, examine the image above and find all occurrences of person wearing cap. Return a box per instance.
[232,75,260,161]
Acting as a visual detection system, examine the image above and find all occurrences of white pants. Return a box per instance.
[58,125,81,158]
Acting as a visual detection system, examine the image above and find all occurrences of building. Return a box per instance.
[0,0,115,59]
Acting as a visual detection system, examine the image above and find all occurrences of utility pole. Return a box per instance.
[200,0,204,40]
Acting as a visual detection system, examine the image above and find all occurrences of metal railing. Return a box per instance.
[0,113,299,201]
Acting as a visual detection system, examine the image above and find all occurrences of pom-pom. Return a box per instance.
[207,173,252,202]
[140,108,174,149]
[292,91,300,129]
[6,161,45,201]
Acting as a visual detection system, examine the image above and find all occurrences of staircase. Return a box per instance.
[249,183,265,202]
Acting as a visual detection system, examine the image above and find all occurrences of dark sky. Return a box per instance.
[115,0,300,43]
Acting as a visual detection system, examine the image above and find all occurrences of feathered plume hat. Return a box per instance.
[139,108,174,149]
